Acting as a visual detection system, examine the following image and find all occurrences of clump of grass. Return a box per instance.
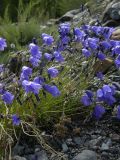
[0,0,42,48]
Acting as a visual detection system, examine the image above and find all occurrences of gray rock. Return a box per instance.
[24,154,35,160]
[62,143,69,152]
[13,144,25,156]
[57,9,80,23]
[110,134,120,141]
[88,139,100,148]
[73,150,97,160]
[101,143,109,151]
[101,152,109,157]
[35,147,41,152]
[35,150,48,160]
[57,12,74,23]
[106,139,112,146]
[12,156,26,160]
[102,0,120,27]
[73,137,82,145]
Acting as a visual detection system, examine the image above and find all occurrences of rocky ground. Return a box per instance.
[12,112,120,160]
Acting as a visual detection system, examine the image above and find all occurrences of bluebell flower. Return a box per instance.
[12,114,20,125]
[47,67,59,78]
[96,72,104,80]
[22,80,42,94]
[116,105,120,120]
[103,27,114,39]
[91,26,103,36]
[0,38,7,51]
[44,53,52,61]
[85,90,94,99]
[81,93,93,106]
[100,41,111,50]
[2,91,14,104]
[105,95,116,106]
[29,56,40,67]
[42,33,54,45]
[87,38,99,50]
[43,84,61,97]
[53,51,64,62]
[61,36,70,45]
[20,66,32,81]
[74,27,82,36]
[59,23,70,36]
[112,46,120,55]
[81,25,90,32]
[82,48,91,58]
[97,89,104,101]
[74,28,85,41]
[97,51,106,61]
[93,105,105,120]
[109,40,120,47]
[102,85,112,95]
[29,43,42,59]
[97,85,116,106]
[34,76,45,85]
[115,55,120,68]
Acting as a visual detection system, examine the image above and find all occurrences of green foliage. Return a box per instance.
[0,0,88,22]
[0,0,42,48]
[55,0,87,17]
[0,20,40,48]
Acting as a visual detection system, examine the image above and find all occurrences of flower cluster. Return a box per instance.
[1,22,120,127]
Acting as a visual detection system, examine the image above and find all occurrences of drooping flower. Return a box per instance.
[110,40,120,48]
[82,48,91,58]
[20,66,32,81]
[43,84,61,97]
[112,45,120,55]
[102,85,112,95]
[81,25,90,32]
[97,51,106,61]
[29,43,42,59]
[12,114,20,125]
[87,37,99,50]
[93,105,105,120]
[74,28,85,41]
[42,33,54,45]
[29,56,40,67]
[103,27,114,39]
[53,51,64,62]
[22,80,42,94]
[97,85,116,106]
[0,38,7,51]
[86,90,94,99]
[97,89,104,101]
[47,67,59,78]
[59,23,70,36]
[96,72,104,80]
[91,26,104,36]
[44,53,52,61]
[2,91,14,104]
[61,36,70,45]
[34,76,45,85]
[100,41,111,50]
[81,90,93,106]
